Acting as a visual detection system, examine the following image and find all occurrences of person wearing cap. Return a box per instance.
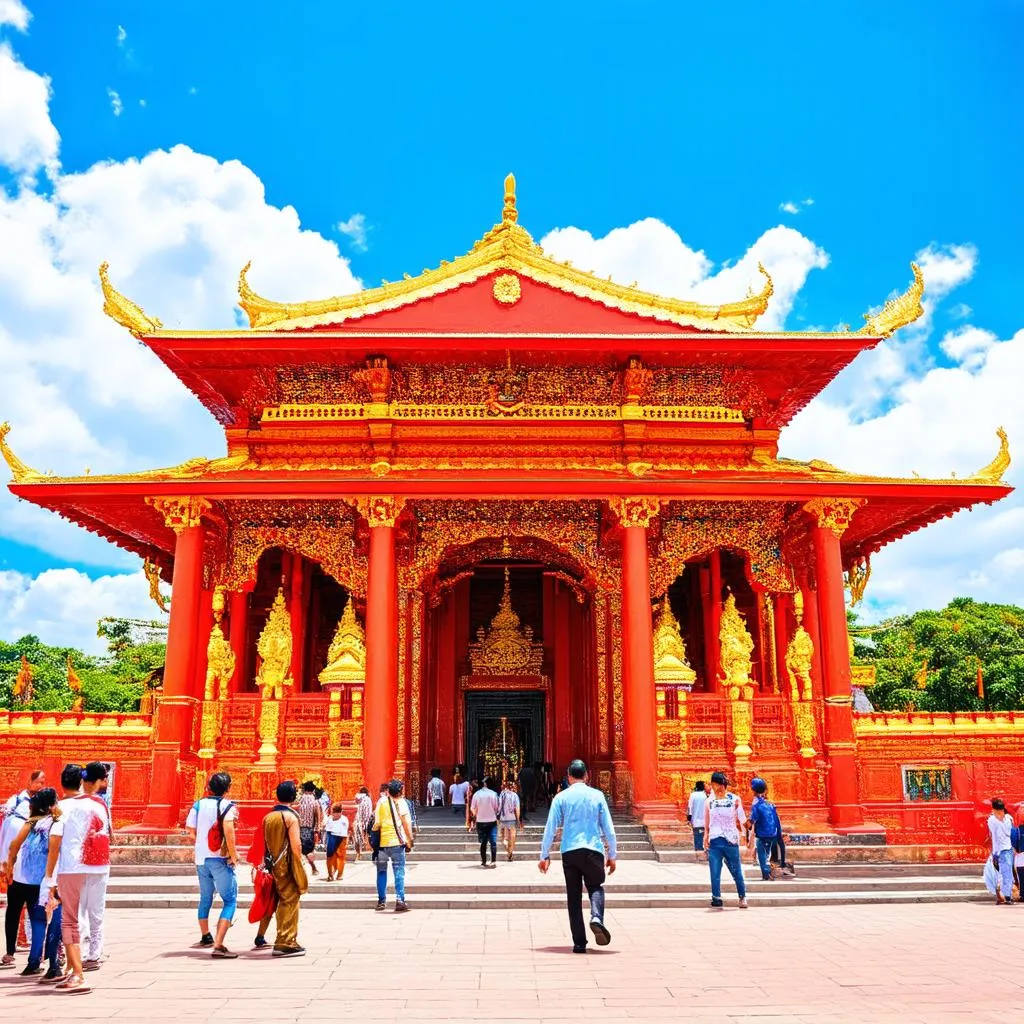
[703,770,748,909]
[746,778,782,882]
[538,758,617,953]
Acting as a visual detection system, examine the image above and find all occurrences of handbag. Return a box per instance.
[249,812,289,923]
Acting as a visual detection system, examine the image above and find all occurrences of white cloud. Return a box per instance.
[779,198,814,215]
[540,219,829,331]
[0,0,29,30]
[948,301,973,320]
[106,87,122,117]
[116,24,126,45]
[939,325,997,370]
[337,212,368,251]
[138,98,146,108]
[0,569,157,654]
[0,43,59,179]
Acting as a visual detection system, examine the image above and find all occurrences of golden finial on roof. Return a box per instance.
[98,262,163,337]
[502,173,518,225]
[0,422,43,484]
[255,587,293,699]
[971,427,1011,485]
[319,598,367,686]
[857,262,925,339]
[652,600,696,688]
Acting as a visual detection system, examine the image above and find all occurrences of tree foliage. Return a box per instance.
[0,617,166,714]
[853,598,1024,712]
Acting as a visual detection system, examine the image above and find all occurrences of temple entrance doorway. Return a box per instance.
[464,690,545,786]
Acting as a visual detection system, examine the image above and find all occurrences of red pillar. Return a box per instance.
[708,550,723,692]
[805,499,864,830]
[361,497,402,789]
[614,498,660,806]
[772,593,791,695]
[228,590,248,695]
[799,573,824,697]
[553,579,573,771]
[192,588,215,699]
[435,596,457,772]
[289,553,306,691]
[141,496,209,829]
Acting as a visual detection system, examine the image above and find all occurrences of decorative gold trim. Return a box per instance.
[99,263,163,337]
[492,273,521,305]
[237,177,774,332]
[856,262,924,339]
[0,422,43,483]
[147,496,212,534]
[971,427,1011,484]
[803,497,863,537]
[355,495,405,528]
[608,496,662,529]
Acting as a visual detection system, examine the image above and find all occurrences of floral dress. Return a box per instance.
[351,793,374,854]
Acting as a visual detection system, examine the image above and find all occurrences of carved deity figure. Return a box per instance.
[719,592,754,698]
[785,591,814,701]
[318,598,367,686]
[652,600,696,688]
[255,587,293,699]
[205,622,236,701]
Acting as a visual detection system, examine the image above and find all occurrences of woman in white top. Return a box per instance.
[703,771,748,909]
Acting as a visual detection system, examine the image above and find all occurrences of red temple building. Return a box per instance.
[2,176,1019,848]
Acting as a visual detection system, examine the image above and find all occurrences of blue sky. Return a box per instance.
[1,0,1023,648]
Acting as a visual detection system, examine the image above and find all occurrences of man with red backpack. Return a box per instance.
[42,763,112,994]
[185,772,240,958]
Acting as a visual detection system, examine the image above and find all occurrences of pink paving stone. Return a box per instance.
[0,903,1021,1022]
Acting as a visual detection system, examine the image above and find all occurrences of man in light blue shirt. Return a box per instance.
[538,759,616,953]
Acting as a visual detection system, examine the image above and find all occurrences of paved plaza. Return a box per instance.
[1,901,1020,1023]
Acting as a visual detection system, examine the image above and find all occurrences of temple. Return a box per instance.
[2,175,1019,845]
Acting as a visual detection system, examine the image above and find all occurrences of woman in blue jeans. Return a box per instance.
[703,771,748,910]
[185,772,240,958]
[4,787,64,979]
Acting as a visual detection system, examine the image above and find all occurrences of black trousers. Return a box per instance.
[561,848,606,948]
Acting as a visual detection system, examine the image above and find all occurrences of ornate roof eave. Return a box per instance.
[237,175,775,333]
[855,262,925,339]
[0,422,44,483]
[99,263,163,338]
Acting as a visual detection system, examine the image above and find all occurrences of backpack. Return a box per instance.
[20,818,51,884]
[752,796,780,838]
[1012,824,1024,854]
[206,798,235,856]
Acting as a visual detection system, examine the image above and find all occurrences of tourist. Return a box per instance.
[351,786,374,861]
[539,759,616,953]
[498,779,522,861]
[405,787,419,839]
[1015,802,1024,895]
[465,779,482,829]
[297,780,323,876]
[317,786,332,820]
[988,797,1015,905]
[3,786,63,979]
[0,768,44,959]
[704,770,748,910]
[43,762,113,993]
[746,778,782,881]
[80,761,112,971]
[324,803,349,881]
[184,771,239,958]
[517,762,537,815]
[449,773,470,818]
[374,779,414,913]
[687,780,707,864]
[426,769,446,808]
[470,776,501,868]
[261,780,309,956]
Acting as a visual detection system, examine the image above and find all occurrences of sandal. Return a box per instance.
[0,954,15,969]
[212,946,238,959]
[55,974,91,993]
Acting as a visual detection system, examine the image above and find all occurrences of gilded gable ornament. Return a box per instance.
[469,567,544,676]
[319,598,367,686]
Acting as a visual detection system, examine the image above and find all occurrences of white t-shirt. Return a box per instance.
[688,790,707,827]
[52,794,112,875]
[426,777,445,803]
[989,813,1013,854]
[705,792,746,845]
[185,796,239,865]
[497,790,521,822]
[0,790,31,862]
[13,816,54,886]
[449,781,470,806]
[324,815,349,838]
[471,787,501,823]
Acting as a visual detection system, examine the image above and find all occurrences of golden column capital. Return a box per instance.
[355,495,406,528]
[147,496,212,534]
[609,496,662,530]
[802,498,863,538]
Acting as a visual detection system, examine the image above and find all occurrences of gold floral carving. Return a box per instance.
[856,262,924,339]
[785,591,814,702]
[257,698,282,765]
[609,591,624,757]
[397,589,408,758]
[255,588,293,700]
[98,262,163,337]
[237,175,773,333]
[609,496,662,530]
[792,701,817,759]
[803,498,862,537]
[652,600,696,688]
[492,273,521,305]
[731,699,753,760]
[469,567,545,676]
[147,496,212,534]
[318,599,367,686]
[846,554,871,606]
[355,496,406,529]
[654,501,794,597]
[595,593,610,755]
[409,591,423,758]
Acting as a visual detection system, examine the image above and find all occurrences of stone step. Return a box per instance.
[654,845,988,865]
[100,888,988,911]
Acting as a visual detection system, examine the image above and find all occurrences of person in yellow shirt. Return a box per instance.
[373,780,413,913]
